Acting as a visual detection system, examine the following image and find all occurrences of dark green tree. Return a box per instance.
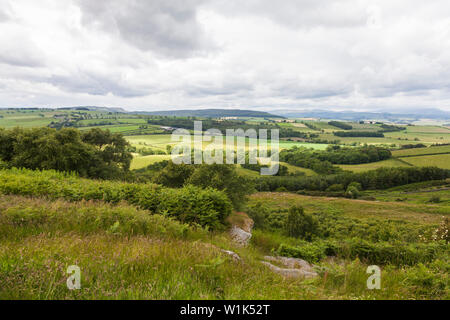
[285,206,319,240]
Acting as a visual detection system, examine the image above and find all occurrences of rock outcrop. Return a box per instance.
[261,256,318,279]
[229,225,252,247]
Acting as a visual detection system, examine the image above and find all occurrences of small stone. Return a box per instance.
[261,256,319,279]
[221,249,241,262]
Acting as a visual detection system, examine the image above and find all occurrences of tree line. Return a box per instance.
[253,166,449,193]
[334,131,385,138]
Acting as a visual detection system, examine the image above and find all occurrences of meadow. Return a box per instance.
[338,158,412,173]
[340,145,450,173]
[128,135,329,170]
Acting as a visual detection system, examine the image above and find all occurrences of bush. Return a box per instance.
[346,186,361,199]
[153,162,194,188]
[428,196,441,203]
[285,206,319,240]
[348,181,362,191]
[187,164,255,211]
[246,202,270,229]
[326,184,344,192]
[276,242,326,263]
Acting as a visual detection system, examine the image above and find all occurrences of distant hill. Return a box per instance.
[133,109,284,118]
[274,108,450,121]
[57,106,127,113]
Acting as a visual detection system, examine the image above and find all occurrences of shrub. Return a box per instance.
[348,181,362,191]
[246,202,270,229]
[326,184,344,192]
[284,206,319,240]
[346,185,360,199]
[276,242,326,263]
[153,162,195,188]
[187,164,255,211]
[428,196,441,203]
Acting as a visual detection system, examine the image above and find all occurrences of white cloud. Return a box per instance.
[0,0,449,112]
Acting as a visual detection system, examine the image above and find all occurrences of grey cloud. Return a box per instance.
[270,81,352,100]
[0,51,42,67]
[0,11,8,22]
[208,0,368,29]
[76,0,213,58]
[186,81,254,97]
[0,2,11,23]
[0,40,44,68]
[48,71,150,98]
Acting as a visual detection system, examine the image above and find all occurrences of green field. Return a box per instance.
[338,158,412,172]
[366,180,450,207]
[338,143,450,173]
[249,192,447,223]
[385,126,450,145]
[235,162,316,178]
[130,155,172,170]
[401,154,450,169]
[1,108,449,177]
[392,145,450,157]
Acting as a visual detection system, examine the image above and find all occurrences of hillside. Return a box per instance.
[276,108,450,122]
[0,168,448,300]
[134,109,284,118]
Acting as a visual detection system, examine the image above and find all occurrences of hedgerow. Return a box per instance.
[254,166,450,192]
[0,168,232,229]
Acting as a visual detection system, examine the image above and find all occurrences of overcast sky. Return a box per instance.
[0,0,450,112]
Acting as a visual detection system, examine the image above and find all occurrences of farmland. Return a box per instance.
[0,108,449,300]
[340,145,450,173]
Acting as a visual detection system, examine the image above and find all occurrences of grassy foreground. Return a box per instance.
[0,168,448,300]
[0,189,448,299]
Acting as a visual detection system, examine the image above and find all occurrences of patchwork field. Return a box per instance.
[402,154,450,169]
[339,145,450,173]
[338,158,412,172]
[0,112,449,300]
[392,145,450,157]
[127,135,330,170]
